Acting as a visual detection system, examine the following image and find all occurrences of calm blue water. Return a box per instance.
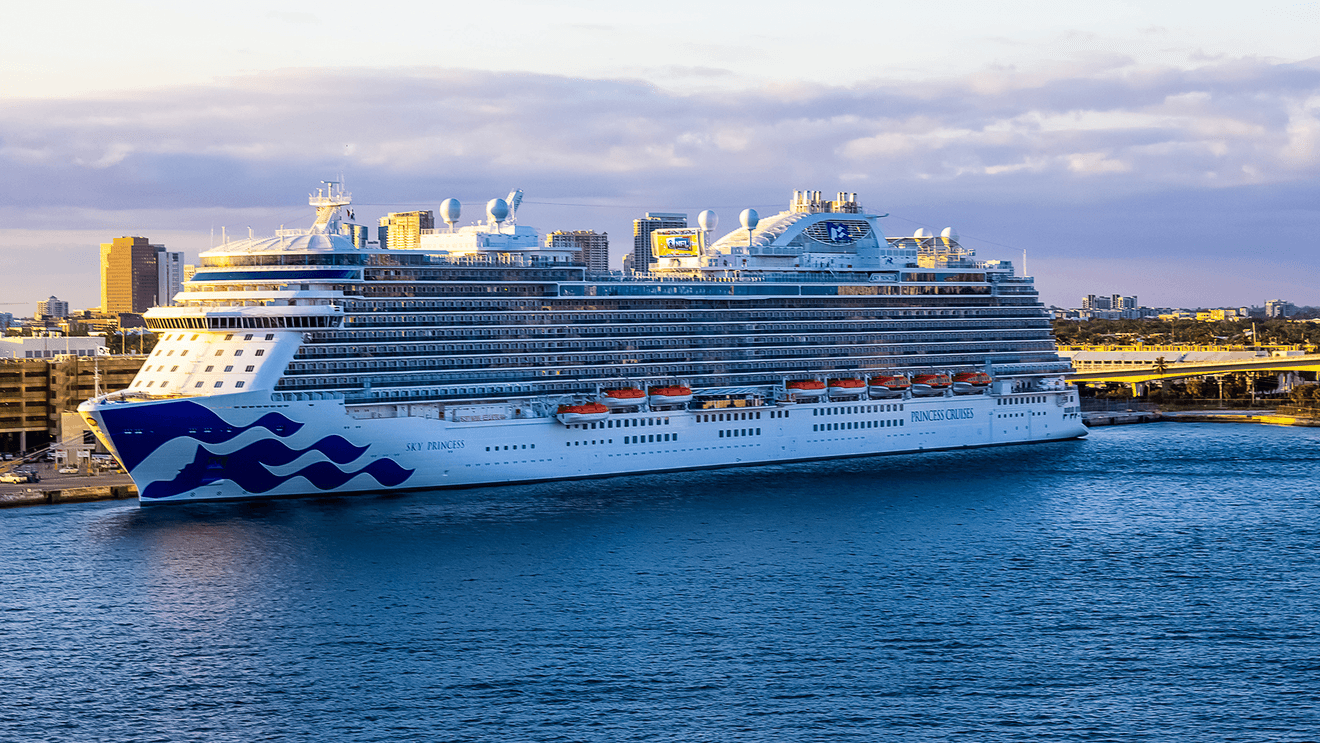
[4,423,1320,742]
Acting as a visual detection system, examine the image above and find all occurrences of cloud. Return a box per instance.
[4,58,1320,308]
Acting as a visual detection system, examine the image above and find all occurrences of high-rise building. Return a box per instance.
[342,223,368,249]
[632,212,686,272]
[36,296,69,320]
[100,236,163,314]
[183,264,198,283]
[546,230,610,274]
[1082,294,1136,311]
[1266,299,1297,318]
[157,250,184,307]
[378,211,434,250]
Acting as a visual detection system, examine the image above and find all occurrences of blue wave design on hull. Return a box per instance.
[99,400,304,471]
[141,436,414,500]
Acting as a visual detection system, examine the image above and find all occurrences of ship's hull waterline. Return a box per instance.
[81,389,1086,504]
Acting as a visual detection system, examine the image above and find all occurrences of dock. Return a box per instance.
[0,470,138,509]
[1082,410,1162,426]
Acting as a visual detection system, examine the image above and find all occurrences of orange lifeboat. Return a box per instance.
[868,374,910,398]
[556,402,611,425]
[828,378,866,398]
[648,385,693,406]
[953,371,992,395]
[910,373,952,397]
[786,380,827,398]
[600,387,646,408]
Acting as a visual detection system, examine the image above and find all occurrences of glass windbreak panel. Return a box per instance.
[202,253,365,267]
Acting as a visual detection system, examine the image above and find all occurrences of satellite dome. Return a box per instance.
[914,228,931,238]
[698,209,718,233]
[940,227,959,242]
[487,198,509,224]
[440,198,461,226]
[740,208,759,231]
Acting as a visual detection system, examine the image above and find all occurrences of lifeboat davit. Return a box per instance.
[868,374,911,398]
[600,387,646,408]
[556,402,611,425]
[952,371,992,395]
[910,373,952,397]
[786,380,827,398]
[648,385,693,406]
[828,378,866,398]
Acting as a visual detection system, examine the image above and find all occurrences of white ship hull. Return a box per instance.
[81,389,1087,505]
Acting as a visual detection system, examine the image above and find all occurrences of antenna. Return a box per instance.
[441,199,461,232]
[487,198,510,233]
[740,209,759,249]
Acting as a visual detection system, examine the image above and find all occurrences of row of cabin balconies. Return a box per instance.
[292,328,1057,359]
[275,355,1074,396]
[282,342,1062,378]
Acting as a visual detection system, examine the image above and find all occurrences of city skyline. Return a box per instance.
[5,1,1320,309]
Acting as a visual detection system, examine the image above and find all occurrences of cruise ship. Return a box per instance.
[79,186,1086,504]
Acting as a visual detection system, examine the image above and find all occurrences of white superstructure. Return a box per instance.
[80,186,1086,504]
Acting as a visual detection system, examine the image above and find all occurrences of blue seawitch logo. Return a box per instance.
[98,400,304,471]
[910,408,975,423]
[141,435,414,500]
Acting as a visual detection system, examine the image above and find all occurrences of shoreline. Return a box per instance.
[1083,407,1320,428]
[1162,411,1320,427]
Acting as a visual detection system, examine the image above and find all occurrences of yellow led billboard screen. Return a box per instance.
[653,229,704,257]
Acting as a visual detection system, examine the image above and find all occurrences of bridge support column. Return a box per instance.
[1131,382,1145,397]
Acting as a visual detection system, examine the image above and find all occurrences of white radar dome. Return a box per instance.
[698,209,718,233]
[914,228,931,238]
[740,208,759,231]
[940,227,959,242]
[440,198,461,226]
[487,198,510,224]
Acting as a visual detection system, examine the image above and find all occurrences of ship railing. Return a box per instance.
[620,271,883,284]
[378,254,587,268]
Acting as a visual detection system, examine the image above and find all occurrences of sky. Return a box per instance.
[4,0,1320,311]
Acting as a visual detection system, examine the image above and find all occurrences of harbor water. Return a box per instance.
[4,423,1320,741]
